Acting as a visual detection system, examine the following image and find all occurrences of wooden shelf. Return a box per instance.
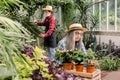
[65,69,101,80]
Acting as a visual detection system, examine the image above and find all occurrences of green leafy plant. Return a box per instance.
[100,57,120,71]
[56,50,86,64]
[56,50,73,63]
[72,50,85,65]
[0,16,30,80]
[13,46,53,80]
[56,25,66,43]
[0,0,25,14]
[87,48,96,60]
[55,51,63,62]
[62,51,73,63]
[86,48,97,67]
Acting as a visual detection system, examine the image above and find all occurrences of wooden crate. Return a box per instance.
[65,69,101,80]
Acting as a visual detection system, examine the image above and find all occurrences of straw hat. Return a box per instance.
[67,23,88,33]
[43,5,53,12]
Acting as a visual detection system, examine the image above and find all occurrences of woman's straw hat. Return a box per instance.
[67,23,88,33]
[43,5,53,12]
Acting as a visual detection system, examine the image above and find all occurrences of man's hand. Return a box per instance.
[34,20,38,24]
[39,34,45,38]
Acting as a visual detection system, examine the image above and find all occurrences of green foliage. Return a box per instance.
[96,49,107,59]
[0,0,25,13]
[0,0,44,37]
[55,50,85,64]
[87,48,96,60]
[83,11,99,50]
[13,55,33,78]
[0,8,34,79]
[72,50,85,65]
[13,46,52,79]
[55,50,73,63]
[73,0,92,27]
[55,51,63,62]
[0,16,31,79]
[100,57,120,71]
[109,16,114,25]
[0,64,15,80]
[85,48,97,66]
[90,11,99,30]
[0,0,109,38]
[56,25,66,43]
[61,1,75,27]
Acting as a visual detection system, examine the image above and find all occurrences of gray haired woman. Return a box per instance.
[57,23,87,54]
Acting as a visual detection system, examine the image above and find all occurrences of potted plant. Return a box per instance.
[86,60,96,73]
[55,50,73,70]
[72,50,86,72]
[86,48,98,73]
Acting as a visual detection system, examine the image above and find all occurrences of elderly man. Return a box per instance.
[34,5,56,61]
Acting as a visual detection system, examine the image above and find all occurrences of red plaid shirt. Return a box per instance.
[36,14,56,37]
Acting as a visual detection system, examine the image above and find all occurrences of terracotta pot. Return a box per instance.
[62,63,73,70]
[76,64,84,72]
[86,65,95,73]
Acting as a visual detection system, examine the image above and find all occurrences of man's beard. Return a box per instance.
[46,13,51,17]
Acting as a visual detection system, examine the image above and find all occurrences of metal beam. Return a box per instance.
[93,0,95,14]
[115,0,117,31]
[106,1,109,31]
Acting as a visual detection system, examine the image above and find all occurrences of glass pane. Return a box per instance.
[109,0,115,31]
[101,2,107,31]
[95,0,99,31]
[117,0,120,31]
[88,6,93,30]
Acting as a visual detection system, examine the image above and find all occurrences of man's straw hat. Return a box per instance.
[43,5,53,12]
[67,23,88,33]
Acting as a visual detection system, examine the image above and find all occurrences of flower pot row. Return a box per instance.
[55,49,97,73]
[63,63,95,73]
